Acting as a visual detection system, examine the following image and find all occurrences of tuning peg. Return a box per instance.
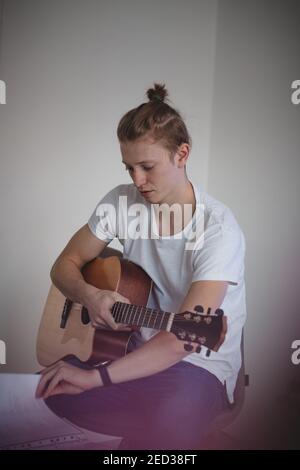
[205,349,211,357]
[194,305,204,313]
[184,343,194,352]
[195,346,201,354]
[215,308,224,317]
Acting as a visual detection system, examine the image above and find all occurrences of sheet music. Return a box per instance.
[0,373,121,450]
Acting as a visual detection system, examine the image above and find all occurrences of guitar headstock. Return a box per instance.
[170,305,227,352]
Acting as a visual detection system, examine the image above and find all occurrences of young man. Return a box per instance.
[36,84,246,449]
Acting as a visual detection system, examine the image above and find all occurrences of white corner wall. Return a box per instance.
[208,0,300,448]
[0,0,218,371]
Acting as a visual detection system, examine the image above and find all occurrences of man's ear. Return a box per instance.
[174,143,190,168]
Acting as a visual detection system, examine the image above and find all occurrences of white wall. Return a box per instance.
[0,0,218,370]
[208,0,300,448]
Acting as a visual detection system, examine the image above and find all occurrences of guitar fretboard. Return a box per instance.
[111,302,172,331]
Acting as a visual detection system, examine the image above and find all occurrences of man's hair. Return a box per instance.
[117,83,192,158]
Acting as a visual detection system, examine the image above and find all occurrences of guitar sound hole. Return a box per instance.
[81,307,91,325]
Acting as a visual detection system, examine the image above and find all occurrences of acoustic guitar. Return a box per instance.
[36,256,227,367]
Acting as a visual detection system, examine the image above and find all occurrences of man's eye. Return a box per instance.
[142,166,153,171]
[125,166,153,172]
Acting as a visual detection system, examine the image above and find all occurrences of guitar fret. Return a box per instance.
[144,306,149,326]
[137,306,143,326]
[115,302,122,323]
[139,306,146,326]
[124,303,130,324]
[113,302,173,332]
[127,304,132,324]
[159,310,166,330]
[118,303,123,323]
[156,310,162,329]
[132,305,138,325]
[120,304,126,323]
[161,311,166,330]
[147,309,152,328]
[116,302,123,323]
[151,308,157,328]
[140,307,145,325]
[131,304,136,324]
[129,304,134,323]
[131,305,136,323]
[112,302,117,321]
[164,311,171,330]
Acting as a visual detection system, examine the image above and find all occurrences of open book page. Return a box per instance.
[0,373,121,450]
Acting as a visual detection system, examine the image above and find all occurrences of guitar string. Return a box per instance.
[112,310,217,322]
[111,303,219,324]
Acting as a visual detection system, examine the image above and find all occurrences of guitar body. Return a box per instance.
[36,257,153,366]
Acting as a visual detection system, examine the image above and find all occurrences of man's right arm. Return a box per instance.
[50,224,129,329]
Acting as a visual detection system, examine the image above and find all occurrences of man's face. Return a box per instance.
[120,137,182,204]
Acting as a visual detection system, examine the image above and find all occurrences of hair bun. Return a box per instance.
[146,83,168,103]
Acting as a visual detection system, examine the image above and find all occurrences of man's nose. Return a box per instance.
[132,169,147,188]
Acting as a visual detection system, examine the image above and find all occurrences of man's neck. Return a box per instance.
[154,179,196,236]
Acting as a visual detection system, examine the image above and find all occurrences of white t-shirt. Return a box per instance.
[88,182,246,403]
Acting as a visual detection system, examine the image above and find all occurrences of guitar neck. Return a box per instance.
[111,302,173,331]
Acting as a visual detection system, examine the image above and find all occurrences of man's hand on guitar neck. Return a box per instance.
[84,288,132,331]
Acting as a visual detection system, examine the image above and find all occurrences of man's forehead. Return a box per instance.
[120,140,168,163]
[120,137,156,151]
[122,158,156,165]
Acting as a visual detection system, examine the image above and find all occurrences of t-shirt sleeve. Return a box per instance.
[88,186,120,242]
[192,224,245,285]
